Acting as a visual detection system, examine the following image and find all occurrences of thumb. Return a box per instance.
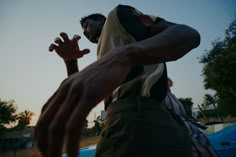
[74,49,90,59]
[81,49,90,55]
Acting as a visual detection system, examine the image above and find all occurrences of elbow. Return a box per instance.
[180,24,201,54]
[191,27,201,48]
[172,25,201,61]
[178,24,201,48]
[183,24,201,48]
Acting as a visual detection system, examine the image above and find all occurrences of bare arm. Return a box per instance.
[114,21,200,66]
[49,32,90,76]
[64,59,79,76]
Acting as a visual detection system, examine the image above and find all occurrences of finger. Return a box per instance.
[71,35,81,46]
[74,49,90,59]
[36,81,70,156]
[81,49,90,55]
[66,99,92,157]
[49,44,58,52]
[55,37,63,45]
[34,90,59,140]
[48,89,81,157]
[73,35,81,41]
[60,32,70,42]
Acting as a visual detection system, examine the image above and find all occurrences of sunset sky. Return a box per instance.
[0,0,235,126]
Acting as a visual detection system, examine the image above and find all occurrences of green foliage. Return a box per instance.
[0,99,18,134]
[203,94,217,109]
[197,108,223,119]
[196,94,224,121]
[0,99,34,134]
[178,97,193,117]
[15,110,34,130]
[83,119,88,129]
[199,18,236,116]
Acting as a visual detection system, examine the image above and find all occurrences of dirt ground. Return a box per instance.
[79,136,100,148]
[0,136,100,157]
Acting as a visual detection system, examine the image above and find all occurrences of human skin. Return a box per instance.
[35,19,200,157]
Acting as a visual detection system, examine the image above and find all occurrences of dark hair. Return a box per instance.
[80,13,106,26]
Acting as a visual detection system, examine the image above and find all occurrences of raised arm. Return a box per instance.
[63,59,79,76]
[114,20,200,66]
[49,32,90,76]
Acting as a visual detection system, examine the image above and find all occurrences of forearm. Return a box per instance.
[64,59,79,76]
[116,24,200,66]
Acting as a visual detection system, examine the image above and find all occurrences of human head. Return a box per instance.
[167,77,173,88]
[80,13,106,43]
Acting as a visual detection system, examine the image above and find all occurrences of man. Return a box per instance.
[35,4,202,157]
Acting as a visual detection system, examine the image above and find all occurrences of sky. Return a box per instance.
[0,0,235,126]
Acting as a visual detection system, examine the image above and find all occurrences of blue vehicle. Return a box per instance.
[63,124,236,157]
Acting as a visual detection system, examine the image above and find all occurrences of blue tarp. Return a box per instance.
[62,145,96,157]
[207,124,236,157]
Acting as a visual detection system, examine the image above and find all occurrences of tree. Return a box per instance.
[197,94,224,122]
[0,99,35,135]
[93,116,102,136]
[83,119,88,129]
[199,18,236,116]
[178,97,193,117]
[15,110,34,130]
[203,94,217,110]
[0,99,18,134]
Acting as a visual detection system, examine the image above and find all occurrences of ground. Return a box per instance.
[0,136,100,157]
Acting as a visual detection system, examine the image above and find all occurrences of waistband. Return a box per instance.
[106,96,163,118]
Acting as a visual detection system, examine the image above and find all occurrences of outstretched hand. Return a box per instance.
[35,49,131,157]
[49,32,90,61]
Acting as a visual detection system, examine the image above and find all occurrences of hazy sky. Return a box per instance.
[0,0,235,126]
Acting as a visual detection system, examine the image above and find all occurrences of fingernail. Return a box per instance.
[74,35,80,40]
[55,37,60,42]
[60,32,65,37]
[49,45,53,51]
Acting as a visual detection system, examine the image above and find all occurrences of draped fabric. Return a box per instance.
[165,90,219,157]
[97,5,167,107]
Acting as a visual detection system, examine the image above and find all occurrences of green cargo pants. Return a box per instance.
[94,97,192,157]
